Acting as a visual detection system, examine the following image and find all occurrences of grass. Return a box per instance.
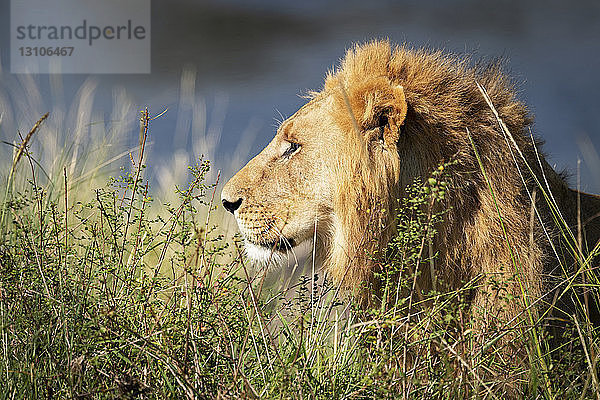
[0,76,599,399]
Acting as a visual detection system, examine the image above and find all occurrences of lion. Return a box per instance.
[221,40,600,394]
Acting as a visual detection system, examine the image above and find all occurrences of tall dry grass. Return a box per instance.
[0,68,599,399]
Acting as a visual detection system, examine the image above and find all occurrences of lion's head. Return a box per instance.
[221,41,415,285]
[221,40,534,291]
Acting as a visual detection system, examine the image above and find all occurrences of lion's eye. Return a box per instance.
[282,142,301,158]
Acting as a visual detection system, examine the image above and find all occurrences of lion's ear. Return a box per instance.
[361,82,407,146]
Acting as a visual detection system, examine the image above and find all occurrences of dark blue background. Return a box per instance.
[1,0,599,192]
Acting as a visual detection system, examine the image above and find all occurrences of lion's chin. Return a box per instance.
[243,238,308,269]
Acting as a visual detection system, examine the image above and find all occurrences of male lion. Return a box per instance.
[221,40,600,393]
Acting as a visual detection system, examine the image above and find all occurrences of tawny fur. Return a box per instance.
[322,42,600,304]
[222,40,600,395]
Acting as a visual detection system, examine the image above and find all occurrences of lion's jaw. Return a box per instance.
[221,95,340,267]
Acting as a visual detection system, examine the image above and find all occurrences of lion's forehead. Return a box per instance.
[280,93,336,136]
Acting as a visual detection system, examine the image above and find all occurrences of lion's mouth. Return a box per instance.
[255,237,297,252]
[257,238,296,252]
[243,236,304,266]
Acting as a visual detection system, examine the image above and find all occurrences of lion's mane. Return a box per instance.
[321,41,600,321]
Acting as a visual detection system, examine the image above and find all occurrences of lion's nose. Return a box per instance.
[222,197,242,214]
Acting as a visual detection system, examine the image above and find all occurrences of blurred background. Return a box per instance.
[0,0,599,194]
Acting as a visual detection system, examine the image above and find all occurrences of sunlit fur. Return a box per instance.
[222,40,600,394]
[243,239,313,271]
[224,39,600,302]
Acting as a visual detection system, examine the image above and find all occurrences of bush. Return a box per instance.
[1,111,599,399]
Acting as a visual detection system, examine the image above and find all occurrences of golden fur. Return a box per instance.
[222,40,600,392]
